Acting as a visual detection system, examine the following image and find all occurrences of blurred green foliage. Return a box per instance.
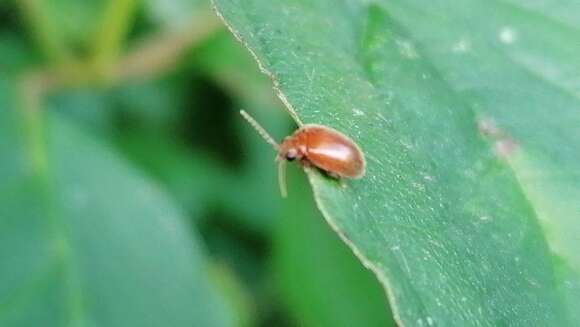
[0,0,390,326]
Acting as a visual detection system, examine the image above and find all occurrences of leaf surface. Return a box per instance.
[213,0,580,325]
[0,79,232,327]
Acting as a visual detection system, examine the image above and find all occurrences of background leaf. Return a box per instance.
[273,169,394,327]
[144,0,211,29]
[0,79,232,327]
[213,0,580,325]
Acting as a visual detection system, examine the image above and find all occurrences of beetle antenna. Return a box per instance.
[278,159,288,198]
[240,110,279,150]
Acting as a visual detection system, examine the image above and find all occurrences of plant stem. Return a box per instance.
[16,0,71,65]
[114,15,222,80]
[92,0,139,76]
[18,73,49,176]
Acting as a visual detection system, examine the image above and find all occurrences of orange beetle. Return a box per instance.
[240,110,365,197]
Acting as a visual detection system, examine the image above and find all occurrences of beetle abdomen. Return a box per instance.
[302,125,365,178]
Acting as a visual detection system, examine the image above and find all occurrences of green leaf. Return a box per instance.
[0,79,232,327]
[116,129,231,221]
[144,0,211,29]
[274,169,394,327]
[17,0,104,58]
[46,0,103,46]
[213,0,580,325]
[0,32,40,75]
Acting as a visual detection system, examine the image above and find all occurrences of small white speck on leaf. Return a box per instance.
[477,118,501,136]
[396,39,419,59]
[422,173,434,182]
[499,26,518,44]
[352,108,365,116]
[495,138,518,158]
[400,140,414,150]
[426,317,434,326]
[412,181,426,191]
[528,278,540,287]
[385,90,394,104]
[478,117,518,158]
[452,38,471,53]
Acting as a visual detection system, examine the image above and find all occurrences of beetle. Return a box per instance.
[240,110,365,197]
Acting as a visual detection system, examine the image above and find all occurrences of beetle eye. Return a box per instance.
[285,149,298,161]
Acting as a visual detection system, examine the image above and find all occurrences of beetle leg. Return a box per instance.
[327,171,341,179]
[278,160,288,198]
[325,171,347,188]
[299,158,312,168]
